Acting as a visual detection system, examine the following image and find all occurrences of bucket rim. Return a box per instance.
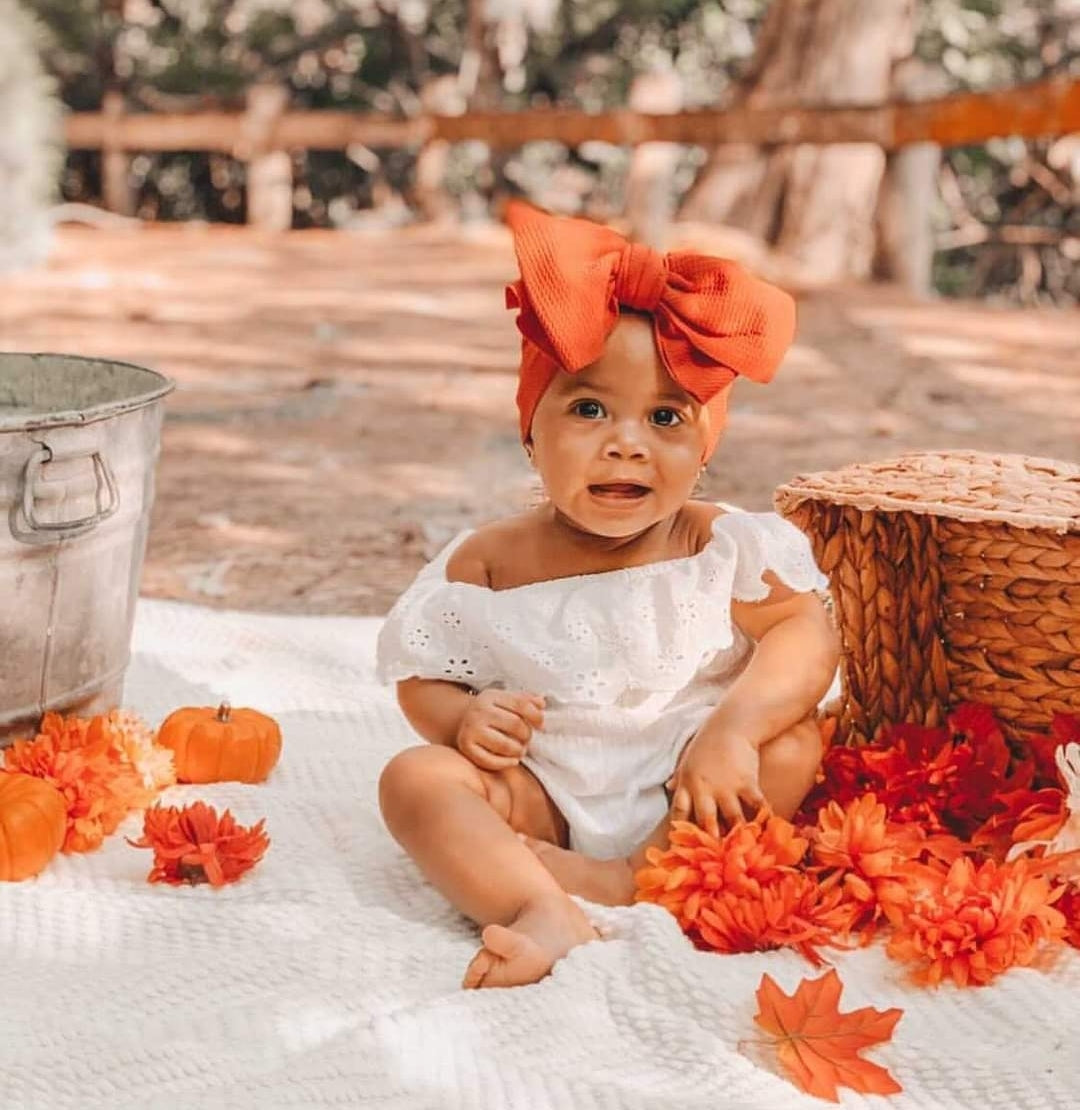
[0,351,176,432]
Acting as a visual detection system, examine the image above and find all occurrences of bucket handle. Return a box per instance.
[20,444,120,539]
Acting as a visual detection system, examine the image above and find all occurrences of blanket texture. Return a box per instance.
[1,599,1078,1109]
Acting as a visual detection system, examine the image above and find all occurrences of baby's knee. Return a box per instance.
[378,744,471,821]
[764,718,823,777]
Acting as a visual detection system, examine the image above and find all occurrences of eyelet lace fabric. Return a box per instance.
[376,509,827,699]
[375,508,829,858]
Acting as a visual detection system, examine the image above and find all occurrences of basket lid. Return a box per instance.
[774,450,1080,535]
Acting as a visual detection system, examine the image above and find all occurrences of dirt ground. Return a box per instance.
[1,222,1077,616]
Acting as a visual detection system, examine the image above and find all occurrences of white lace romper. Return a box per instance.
[375,508,829,860]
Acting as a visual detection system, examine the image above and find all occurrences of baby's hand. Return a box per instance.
[455,689,545,772]
[667,730,765,838]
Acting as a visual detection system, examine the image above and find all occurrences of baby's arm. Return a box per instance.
[669,574,839,832]
[712,573,839,746]
[397,678,476,748]
[398,678,545,772]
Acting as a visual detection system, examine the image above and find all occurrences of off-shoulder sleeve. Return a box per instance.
[374,531,499,687]
[712,511,829,602]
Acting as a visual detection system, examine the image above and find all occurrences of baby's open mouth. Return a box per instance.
[588,483,651,499]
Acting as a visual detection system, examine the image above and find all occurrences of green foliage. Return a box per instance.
[17,0,1080,301]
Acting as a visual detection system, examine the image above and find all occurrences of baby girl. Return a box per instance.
[376,202,839,989]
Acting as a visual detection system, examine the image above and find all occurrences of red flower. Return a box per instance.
[802,703,1040,840]
[128,801,269,887]
[1055,884,1080,949]
[798,742,883,822]
[972,787,1066,860]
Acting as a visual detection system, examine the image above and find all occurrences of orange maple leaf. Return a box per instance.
[752,968,903,1102]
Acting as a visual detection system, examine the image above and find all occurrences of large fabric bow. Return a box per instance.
[504,200,796,455]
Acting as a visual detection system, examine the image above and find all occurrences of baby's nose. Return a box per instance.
[603,429,648,459]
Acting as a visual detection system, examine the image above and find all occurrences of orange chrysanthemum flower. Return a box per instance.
[809,794,962,941]
[635,815,847,963]
[128,801,270,887]
[103,709,176,793]
[886,855,1065,987]
[4,712,149,852]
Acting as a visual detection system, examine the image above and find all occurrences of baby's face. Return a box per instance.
[528,314,710,538]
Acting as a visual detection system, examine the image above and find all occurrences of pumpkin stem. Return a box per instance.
[216,701,232,723]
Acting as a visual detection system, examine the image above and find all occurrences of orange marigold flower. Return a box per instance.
[886,855,1065,987]
[128,800,269,887]
[3,712,148,853]
[635,815,847,963]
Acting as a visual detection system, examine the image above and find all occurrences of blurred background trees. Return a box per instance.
[0,0,62,272]
[11,0,1080,303]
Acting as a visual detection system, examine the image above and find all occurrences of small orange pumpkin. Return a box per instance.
[0,771,67,881]
[157,702,282,784]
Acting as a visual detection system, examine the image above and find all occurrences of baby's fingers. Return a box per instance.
[476,753,522,772]
[461,741,521,772]
[740,785,767,819]
[486,707,532,744]
[476,726,526,758]
[691,786,720,840]
[670,786,692,822]
[500,691,546,729]
[714,790,744,830]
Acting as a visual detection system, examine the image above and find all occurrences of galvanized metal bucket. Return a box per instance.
[0,354,174,744]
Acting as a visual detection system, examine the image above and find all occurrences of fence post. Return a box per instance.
[625,62,683,249]
[414,75,465,222]
[101,89,134,215]
[239,83,292,230]
[873,58,950,296]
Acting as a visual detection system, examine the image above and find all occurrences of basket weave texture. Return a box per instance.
[774,450,1080,746]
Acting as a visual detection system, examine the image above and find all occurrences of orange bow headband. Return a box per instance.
[504,201,796,459]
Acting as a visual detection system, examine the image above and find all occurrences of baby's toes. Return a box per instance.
[462,945,496,989]
[473,924,551,988]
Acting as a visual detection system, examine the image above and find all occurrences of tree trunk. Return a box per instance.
[872,57,949,297]
[678,0,915,283]
[413,75,467,223]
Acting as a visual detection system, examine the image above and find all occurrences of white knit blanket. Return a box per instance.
[2,599,1078,1109]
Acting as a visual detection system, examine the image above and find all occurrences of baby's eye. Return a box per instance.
[651,408,683,427]
[571,399,606,419]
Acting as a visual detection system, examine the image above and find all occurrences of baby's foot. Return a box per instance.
[461,893,598,990]
[522,835,637,906]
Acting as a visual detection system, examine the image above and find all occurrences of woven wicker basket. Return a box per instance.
[775,450,1080,746]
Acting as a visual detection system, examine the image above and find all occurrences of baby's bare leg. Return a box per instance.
[378,744,596,988]
[526,716,824,906]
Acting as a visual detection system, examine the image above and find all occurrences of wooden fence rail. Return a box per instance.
[63,76,1080,227]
